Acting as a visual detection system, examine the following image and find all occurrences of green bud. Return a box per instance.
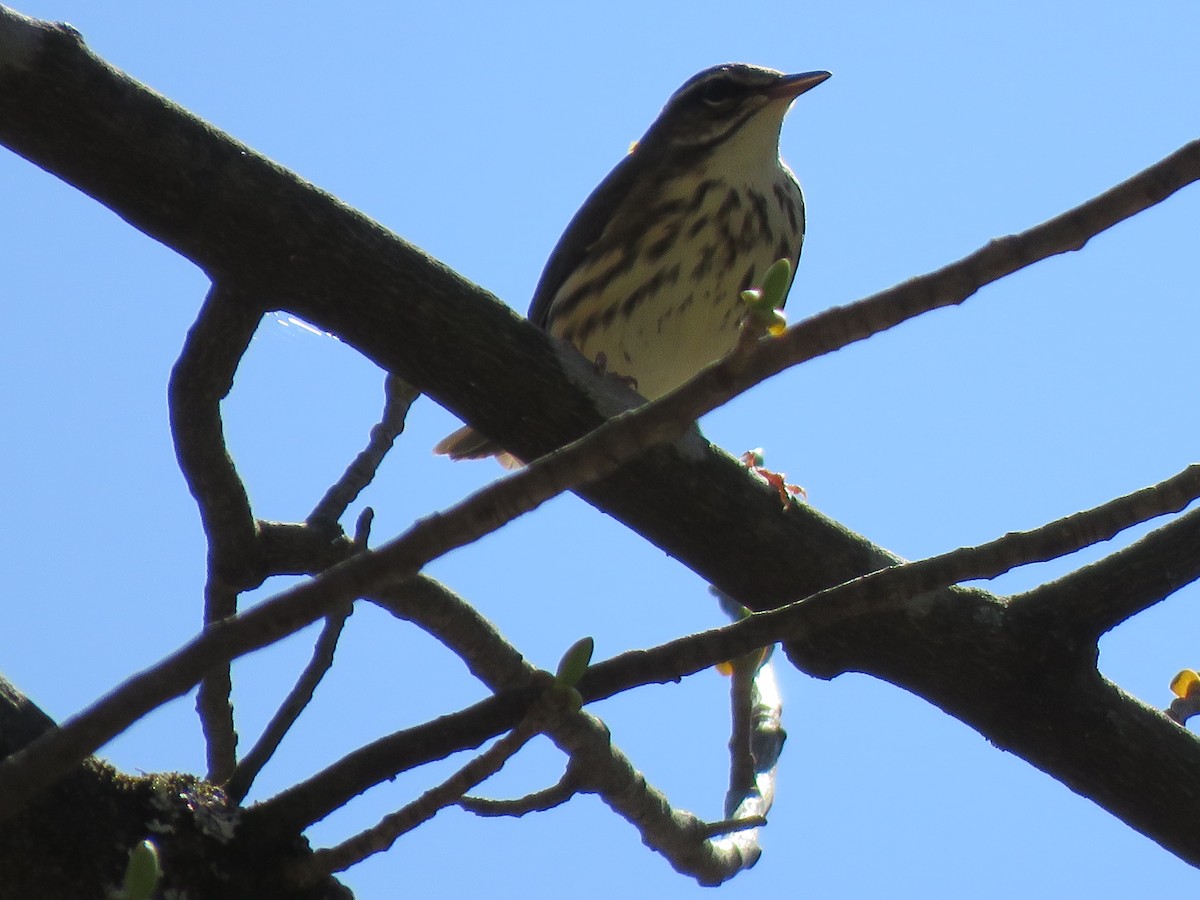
[759,258,792,312]
[121,839,161,900]
[555,636,595,687]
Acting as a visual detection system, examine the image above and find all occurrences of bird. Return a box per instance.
[435,63,830,463]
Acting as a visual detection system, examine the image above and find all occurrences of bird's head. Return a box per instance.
[639,63,830,165]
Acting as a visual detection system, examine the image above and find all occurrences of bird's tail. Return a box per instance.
[433,426,522,469]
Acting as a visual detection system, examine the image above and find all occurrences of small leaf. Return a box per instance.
[555,636,595,687]
[122,839,161,900]
[759,257,792,311]
[741,260,792,333]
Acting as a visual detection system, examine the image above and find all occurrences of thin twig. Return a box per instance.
[700,815,768,839]
[458,769,582,817]
[309,375,419,526]
[197,581,239,783]
[224,605,353,804]
[290,673,569,884]
[582,464,1200,706]
[294,716,540,882]
[726,652,766,810]
[711,587,779,835]
[714,659,784,870]
[1166,694,1200,726]
[726,651,760,809]
[353,508,374,548]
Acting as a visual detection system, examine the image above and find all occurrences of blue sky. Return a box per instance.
[3,1,1199,896]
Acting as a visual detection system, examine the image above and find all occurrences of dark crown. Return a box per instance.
[644,64,795,151]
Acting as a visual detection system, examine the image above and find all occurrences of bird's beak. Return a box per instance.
[768,70,832,101]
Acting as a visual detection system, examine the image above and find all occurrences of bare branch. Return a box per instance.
[309,375,419,527]
[0,562,369,820]
[726,657,758,807]
[714,585,784,861]
[169,285,265,780]
[291,681,553,883]
[275,575,781,882]
[197,590,238,784]
[582,464,1200,707]
[1167,690,1200,726]
[458,770,581,817]
[169,289,407,787]
[168,286,262,581]
[1013,501,1200,636]
[547,707,763,885]
[372,577,775,879]
[748,141,1200,387]
[700,815,768,839]
[225,605,353,804]
[725,653,783,824]
[368,577,531,691]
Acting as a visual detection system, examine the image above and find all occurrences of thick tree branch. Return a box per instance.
[5,5,1196,621]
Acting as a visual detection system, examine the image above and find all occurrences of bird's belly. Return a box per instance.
[571,257,755,400]
[548,178,800,400]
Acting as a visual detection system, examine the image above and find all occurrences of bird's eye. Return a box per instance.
[699,77,737,109]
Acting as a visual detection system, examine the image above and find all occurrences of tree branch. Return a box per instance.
[168,285,264,779]
[308,375,418,527]
[224,606,353,805]
[4,4,1200,869]
[292,686,548,883]
[5,4,1196,621]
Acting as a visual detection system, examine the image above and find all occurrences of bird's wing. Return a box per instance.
[526,148,650,328]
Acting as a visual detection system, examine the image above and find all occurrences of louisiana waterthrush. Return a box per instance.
[436,63,830,461]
